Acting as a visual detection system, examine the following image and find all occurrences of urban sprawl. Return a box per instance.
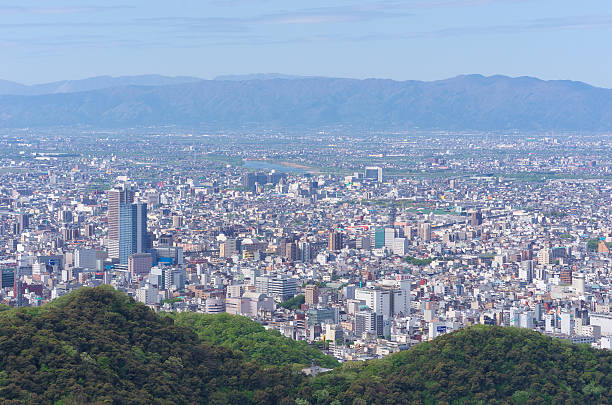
[1,130,611,363]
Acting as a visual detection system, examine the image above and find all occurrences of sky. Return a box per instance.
[1,0,612,87]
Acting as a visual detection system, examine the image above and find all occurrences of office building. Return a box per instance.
[129,253,153,278]
[370,227,385,249]
[284,240,298,262]
[1,268,15,289]
[573,272,585,294]
[355,310,383,337]
[119,202,148,265]
[136,284,159,305]
[74,248,107,270]
[392,237,408,256]
[306,307,337,326]
[150,267,186,291]
[172,215,183,228]
[268,276,297,301]
[298,241,313,263]
[220,238,238,258]
[384,228,397,250]
[519,260,534,283]
[17,213,30,230]
[328,231,343,252]
[305,284,319,306]
[356,235,371,250]
[108,187,134,260]
[355,288,391,318]
[560,267,573,285]
[419,222,432,242]
[537,249,551,265]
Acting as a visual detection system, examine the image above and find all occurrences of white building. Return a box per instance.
[355,287,391,318]
[392,238,408,256]
[136,284,159,305]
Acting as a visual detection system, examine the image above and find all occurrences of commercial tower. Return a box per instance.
[108,187,148,264]
[108,188,134,259]
[119,202,148,265]
[328,231,343,252]
[305,284,319,307]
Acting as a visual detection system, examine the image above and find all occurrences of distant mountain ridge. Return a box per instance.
[1,74,611,130]
[213,73,317,81]
[0,74,202,96]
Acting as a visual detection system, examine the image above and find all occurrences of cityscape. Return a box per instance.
[2,1,612,403]
[1,129,611,363]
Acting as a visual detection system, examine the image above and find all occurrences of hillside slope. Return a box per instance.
[0,286,300,404]
[301,325,612,405]
[1,287,610,405]
[170,312,339,369]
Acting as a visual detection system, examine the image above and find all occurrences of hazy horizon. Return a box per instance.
[2,0,612,87]
[2,72,610,90]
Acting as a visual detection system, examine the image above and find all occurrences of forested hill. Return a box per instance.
[0,286,611,404]
[169,312,339,369]
[0,286,301,404]
[1,75,612,130]
[302,325,612,405]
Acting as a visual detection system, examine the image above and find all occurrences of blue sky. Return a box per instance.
[1,0,612,87]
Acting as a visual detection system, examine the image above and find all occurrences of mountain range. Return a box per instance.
[1,74,611,131]
[0,75,202,96]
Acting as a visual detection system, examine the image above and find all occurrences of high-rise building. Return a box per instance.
[284,240,298,262]
[59,209,73,224]
[419,222,432,242]
[108,187,134,259]
[356,235,371,250]
[305,284,319,307]
[392,238,408,256]
[384,228,397,250]
[16,213,29,232]
[136,284,159,305]
[74,248,107,270]
[241,172,269,189]
[573,272,585,294]
[328,231,343,251]
[255,275,270,295]
[355,288,391,318]
[355,310,383,337]
[1,268,15,289]
[560,267,573,285]
[537,249,551,265]
[519,260,534,283]
[298,241,312,262]
[119,202,148,265]
[393,275,411,316]
[150,266,186,290]
[370,227,385,249]
[158,234,174,247]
